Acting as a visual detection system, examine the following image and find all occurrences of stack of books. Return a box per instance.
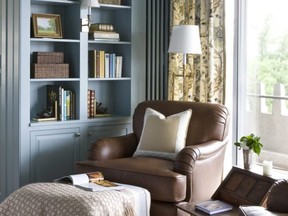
[88,50,123,78]
[89,23,120,41]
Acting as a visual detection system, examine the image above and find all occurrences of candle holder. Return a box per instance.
[263,160,273,176]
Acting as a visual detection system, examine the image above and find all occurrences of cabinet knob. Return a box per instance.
[75,133,80,137]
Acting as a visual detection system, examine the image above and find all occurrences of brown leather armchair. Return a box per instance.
[238,179,288,216]
[76,100,230,216]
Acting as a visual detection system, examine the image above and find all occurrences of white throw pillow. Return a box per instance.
[133,107,192,160]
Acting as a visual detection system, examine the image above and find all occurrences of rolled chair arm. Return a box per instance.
[174,139,228,174]
[174,139,229,202]
[88,133,138,160]
[267,179,288,213]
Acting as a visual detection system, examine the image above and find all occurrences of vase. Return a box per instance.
[243,149,252,170]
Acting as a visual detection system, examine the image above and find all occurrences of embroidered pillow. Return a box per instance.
[133,108,192,160]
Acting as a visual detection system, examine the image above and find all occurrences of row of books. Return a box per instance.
[88,50,123,79]
[47,85,76,121]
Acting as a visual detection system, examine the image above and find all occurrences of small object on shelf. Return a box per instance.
[32,63,69,78]
[33,52,64,64]
[31,52,70,78]
[32,13,63,38]
[195,200,233,215]
[96,102,108,115]
[90,23,114,32]
[33,101,58,122]
[98,0,121,5]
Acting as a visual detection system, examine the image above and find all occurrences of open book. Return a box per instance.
[55,172,124,192]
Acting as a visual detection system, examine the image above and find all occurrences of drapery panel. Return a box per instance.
[168,0,225,103]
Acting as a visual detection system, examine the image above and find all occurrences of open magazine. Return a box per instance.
[55,172,124,192]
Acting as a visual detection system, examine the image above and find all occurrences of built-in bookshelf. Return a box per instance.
[0,0,145,199]
[29,0,132,124]
[29,0,81,123]
[88,2,131,117]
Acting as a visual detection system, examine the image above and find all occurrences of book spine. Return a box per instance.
[70,90,74,120]
[90,90,95,118]
[109,53,116,78]
[88,50,97,78]
[112,53,116,78]
[89,32,120,39]
[58,87,62,120]
[96,50,100,78]
[109,53,113,78]
[89,23,114,32]
[66,90,71,120]
[61,88,65,121]
[87,89,91,118]
[63,90,67,121]
[105,53,110,78]
[99,51,105,78]
[94,95,97,116]
[116,56,123,78]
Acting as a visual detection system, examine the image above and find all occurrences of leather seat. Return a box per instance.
[76,100,230,216]
[238,179,288,216]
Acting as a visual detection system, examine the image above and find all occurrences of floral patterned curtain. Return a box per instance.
[168,0,225,103]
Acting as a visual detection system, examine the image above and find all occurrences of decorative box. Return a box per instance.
[98,0,121,5]
[33,52,64,64]
[32,64,69,78]
[212,166,276,207]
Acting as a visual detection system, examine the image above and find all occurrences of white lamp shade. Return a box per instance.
[168,25,202,54]
[81,0,100,7]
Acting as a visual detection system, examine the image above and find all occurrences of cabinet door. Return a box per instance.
[87,124,131,150]
[30,128,80,182]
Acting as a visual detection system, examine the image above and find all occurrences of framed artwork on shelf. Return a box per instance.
[32,13,63,38]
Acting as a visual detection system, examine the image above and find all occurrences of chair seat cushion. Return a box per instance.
[76,157,187,202]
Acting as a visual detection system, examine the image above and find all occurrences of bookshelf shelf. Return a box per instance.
[88,77,131,81]
[30,38,80,43]
[31,0,79,5]
[98,4,131,10]
[30,78,80,82]
[88,40,131,45]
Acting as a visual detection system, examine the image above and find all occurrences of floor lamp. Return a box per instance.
[168,25,202,100]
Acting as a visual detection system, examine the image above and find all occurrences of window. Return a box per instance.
[236,0,288,169]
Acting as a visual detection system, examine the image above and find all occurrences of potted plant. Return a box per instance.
[234,133,263,169]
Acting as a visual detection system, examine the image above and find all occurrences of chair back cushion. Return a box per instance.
[133,101,230,146]
[133,108,192,160]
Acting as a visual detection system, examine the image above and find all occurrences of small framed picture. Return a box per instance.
[32,14,63,38]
